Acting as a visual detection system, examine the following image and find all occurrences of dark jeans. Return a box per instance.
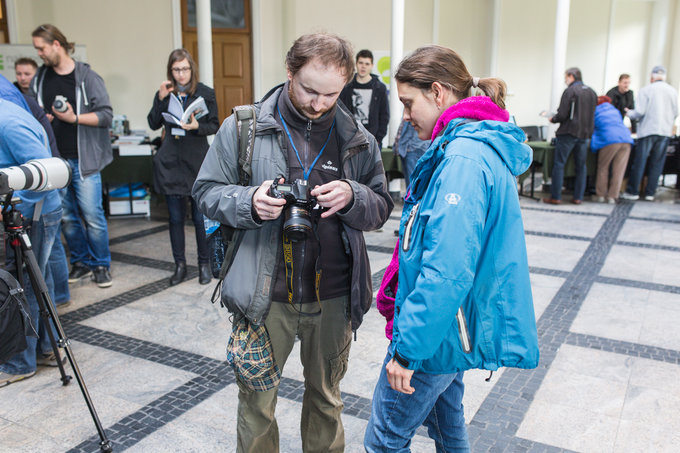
[166,195,208,264]
[625,135,670,196]
[0,208,62,374]
[550,134,588,201]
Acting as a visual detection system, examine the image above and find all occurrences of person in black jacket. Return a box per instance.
[544,67,597,205]
[339,49,389,146]
[147,49,219,286]
[606,74,636,132]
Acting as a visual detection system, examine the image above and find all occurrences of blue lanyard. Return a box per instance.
[277,106,336,181]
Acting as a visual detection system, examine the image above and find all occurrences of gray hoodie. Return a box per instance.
[31,61,113,179]
[193,85,393,330]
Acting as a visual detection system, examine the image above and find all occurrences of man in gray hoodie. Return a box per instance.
[30,24,113,288]
[193,33,392,453]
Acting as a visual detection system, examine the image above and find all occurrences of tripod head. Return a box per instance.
[1,191,29,235]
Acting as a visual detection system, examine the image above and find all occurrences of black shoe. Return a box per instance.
[92,266,112,288]
[68,263,92,283]
[169,262,187,286]
[198,263,211,285]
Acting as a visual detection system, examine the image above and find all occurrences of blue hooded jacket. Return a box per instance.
[390,105,539,374]
[590,102,633,151]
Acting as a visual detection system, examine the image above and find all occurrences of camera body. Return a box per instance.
[52,95,69,113]
[268,178,317,242]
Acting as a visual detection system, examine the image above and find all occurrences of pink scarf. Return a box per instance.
[431,96,510,141]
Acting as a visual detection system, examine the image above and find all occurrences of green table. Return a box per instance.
[381,147,404,179]
[522,141,598,198]
[101,145,155,216]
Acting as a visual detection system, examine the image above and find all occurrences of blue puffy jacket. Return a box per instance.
[390,118,539,373]
[590,102,634,151]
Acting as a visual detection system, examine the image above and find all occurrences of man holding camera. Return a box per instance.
[193,33,393,452]
[0,99,63,387]
[30,24,113,288]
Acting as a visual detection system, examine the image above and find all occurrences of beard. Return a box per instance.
[42,53,60,67]
[288,81,334,120]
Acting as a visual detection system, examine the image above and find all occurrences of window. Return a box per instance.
[187,0,245,29]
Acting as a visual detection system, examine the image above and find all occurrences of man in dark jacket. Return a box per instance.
[544,67,597,205]
[31,24,113,288]
[606,73,636,132]
[339,49,390,146]
[193,33,393,453]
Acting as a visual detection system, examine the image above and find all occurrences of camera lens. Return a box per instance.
[53,95,68,113]
[283,205,312,242]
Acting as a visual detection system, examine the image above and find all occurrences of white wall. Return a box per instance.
[13,0,174,136]
[9,0,679,134]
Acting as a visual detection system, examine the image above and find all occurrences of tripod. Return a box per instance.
[2,193,113,452]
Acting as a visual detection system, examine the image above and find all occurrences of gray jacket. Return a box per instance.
[627,80,678,138]
[193,85,393,330]
[31,61,113,178]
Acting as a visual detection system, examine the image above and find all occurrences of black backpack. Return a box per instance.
[207,105,257,306]
[0,268,37,364]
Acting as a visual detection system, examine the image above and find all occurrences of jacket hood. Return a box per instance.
[444,118,532,176]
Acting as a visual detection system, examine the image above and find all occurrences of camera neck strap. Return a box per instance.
[281,216,323,316]
[276,106,336,181]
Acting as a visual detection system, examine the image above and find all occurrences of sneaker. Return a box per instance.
[92,266,112,288]
[0,370,36,388]
[591,195,605,203]
[36,351,67,367]
[644,195,655,201]
[68,263,92,283]
[607,198,616,204]
[620,192,639,201]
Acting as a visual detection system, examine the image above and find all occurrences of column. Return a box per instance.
[389,0,405,145]
[196,0,214,88]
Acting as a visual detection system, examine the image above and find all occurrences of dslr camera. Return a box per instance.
[52,95,69,113]
[268,176,319,242]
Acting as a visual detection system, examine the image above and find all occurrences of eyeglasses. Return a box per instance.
[172,67,191,74]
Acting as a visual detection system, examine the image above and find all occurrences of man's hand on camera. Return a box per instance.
[52,102,77,124]
[311,180,353,218]
[252,179,287,221]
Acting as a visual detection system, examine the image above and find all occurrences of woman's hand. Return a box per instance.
[159,80,173,100]
[180,113,199,131]
[386,358,415,394]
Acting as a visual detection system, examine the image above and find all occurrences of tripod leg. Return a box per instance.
[11,237,71,384]
[19,233,113,452]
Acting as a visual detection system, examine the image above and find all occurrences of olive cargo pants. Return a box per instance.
[236,296,352,453]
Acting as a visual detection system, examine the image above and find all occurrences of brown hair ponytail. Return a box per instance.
[395,45,507,110]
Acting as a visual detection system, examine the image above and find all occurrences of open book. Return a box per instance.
[162,93,208,125]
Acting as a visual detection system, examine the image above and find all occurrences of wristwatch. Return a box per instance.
[393,351,410,368]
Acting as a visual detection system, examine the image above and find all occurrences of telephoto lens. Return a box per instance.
[52,95,69,113]
[0,157,72,194]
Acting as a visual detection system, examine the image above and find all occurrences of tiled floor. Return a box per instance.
[1,183,679,453]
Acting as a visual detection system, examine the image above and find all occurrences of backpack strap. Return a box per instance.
[209,105,257,306]
[233,105,257,186]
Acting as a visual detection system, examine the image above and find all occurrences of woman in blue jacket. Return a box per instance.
[590,96,633,203]
[365,46,539,452]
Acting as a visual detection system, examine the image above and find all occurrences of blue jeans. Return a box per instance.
[61,160,111,268]
[48,223,70,304]
[626,135,669,196]
[0,208,61,375]
[550,134,588,201]
[400,149,427,188]
[364,353,470,452]
[166,195,208,264]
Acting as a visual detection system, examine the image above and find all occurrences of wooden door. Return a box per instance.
[181,0,253,123]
